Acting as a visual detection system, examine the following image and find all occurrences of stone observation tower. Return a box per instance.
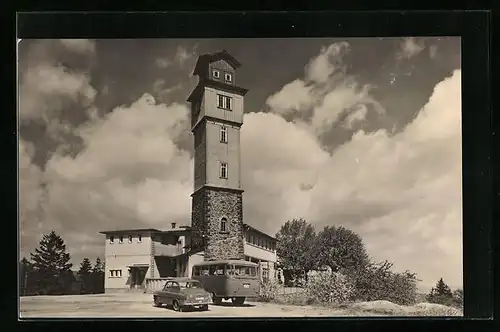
[187,50,249,261]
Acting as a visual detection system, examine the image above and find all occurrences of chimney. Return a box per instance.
[171,222,176,229]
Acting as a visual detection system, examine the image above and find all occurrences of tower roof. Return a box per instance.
[192,49,242,76]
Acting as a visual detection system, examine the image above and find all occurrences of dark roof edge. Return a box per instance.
[99,228,161,235]
[243,223,277,241]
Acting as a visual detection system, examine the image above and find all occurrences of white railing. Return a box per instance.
[145,278,169,293]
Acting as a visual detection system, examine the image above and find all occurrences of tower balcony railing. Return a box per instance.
[153,242,185,256]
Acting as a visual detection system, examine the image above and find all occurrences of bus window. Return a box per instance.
[224,264,232,275]
[201,266,210,276]
[215,265,225,275]
[192,266,200,276]
[209,265,216,275]
[246,266,257,277]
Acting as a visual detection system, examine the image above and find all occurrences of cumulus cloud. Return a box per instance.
[19,40,462,290]
[243,69,462,289]
[305,42,350,83]
[266,42,385,136]
[19,139,45,249]
[266,79,314,116]
[59,39,96,55]
[21,94,194,260]
[397,37,426,60]
[19,40,97,142]
[155,58,172,69]
[343,104,368,129]
[155,45,197,69]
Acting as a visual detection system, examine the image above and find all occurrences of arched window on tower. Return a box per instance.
[220,217,227,233]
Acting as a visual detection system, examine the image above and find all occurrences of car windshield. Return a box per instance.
[180,281,202,289]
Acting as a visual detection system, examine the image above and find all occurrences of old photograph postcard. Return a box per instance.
[19,37,463,318]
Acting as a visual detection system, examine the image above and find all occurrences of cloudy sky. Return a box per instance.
[18,37,462,291]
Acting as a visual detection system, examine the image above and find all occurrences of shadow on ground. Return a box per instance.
[211,302,255,308]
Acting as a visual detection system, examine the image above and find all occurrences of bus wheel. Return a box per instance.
[212,294,222,305]
[232,297,245,306]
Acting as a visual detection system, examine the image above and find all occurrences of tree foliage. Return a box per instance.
[347,260,419,305]
[314,225,370,273]
[78,258,93,294]
[276,218,317,275]
[91,257,105,294]
[426,278,457,307]
[29,230,74,295]
[19,257,36,296]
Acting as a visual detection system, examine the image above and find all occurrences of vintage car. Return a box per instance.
[153,277,212,311]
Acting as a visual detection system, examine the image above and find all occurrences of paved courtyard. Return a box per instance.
[19,293,356,318]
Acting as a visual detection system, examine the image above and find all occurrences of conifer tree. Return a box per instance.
[30,230,74,295]
[78,258,93,294]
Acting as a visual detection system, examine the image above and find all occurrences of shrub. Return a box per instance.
[347,261,418,306]
[305,271,354,305]
[259,278,282,302]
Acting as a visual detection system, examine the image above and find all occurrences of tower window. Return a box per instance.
[225,73,232,82]
[128,235,133,243]
[220,162,228,179]
[138,235,142,243]
[119,236,124,244]
[220,126,227,143]
[212,70,220,78]
[109,236,114,244]
[217,94,232,110]
[220,217,227,232]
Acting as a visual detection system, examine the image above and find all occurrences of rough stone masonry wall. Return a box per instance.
[191,187,245,261]
[205,188,245,260]
[191,189,206,250]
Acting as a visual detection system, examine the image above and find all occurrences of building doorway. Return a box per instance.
[128,265,148,289]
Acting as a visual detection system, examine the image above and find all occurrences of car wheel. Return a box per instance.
[153,296,162,307]
[201,304,209,311]
[172,300,183,312]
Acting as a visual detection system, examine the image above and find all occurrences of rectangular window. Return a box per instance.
[212,70,220,78]
[216,265,225,275]
[262,268,269,281]
[109,269,122,278]
[128,235,133,243]
[201,266,210,276]
[192,266,200,276]
[216,94,232,110]
[225,73,232,82]
[220,162,228,179]
[220,126,227,143]
[138,235,142,243]
[109,236,114,244]
[250,235,254,245]
[209,265,217,276]
[119,236,124,244]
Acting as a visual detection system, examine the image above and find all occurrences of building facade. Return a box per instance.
[100,51,277,293]
[101,223,277,292]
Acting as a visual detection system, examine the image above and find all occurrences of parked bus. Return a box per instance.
[191,260,260,305]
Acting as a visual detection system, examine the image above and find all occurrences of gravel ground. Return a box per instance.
[19,293,462,318]
[20,293,354,318]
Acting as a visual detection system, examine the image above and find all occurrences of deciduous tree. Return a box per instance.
[276,219,317,284]
[314,225,370,274]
